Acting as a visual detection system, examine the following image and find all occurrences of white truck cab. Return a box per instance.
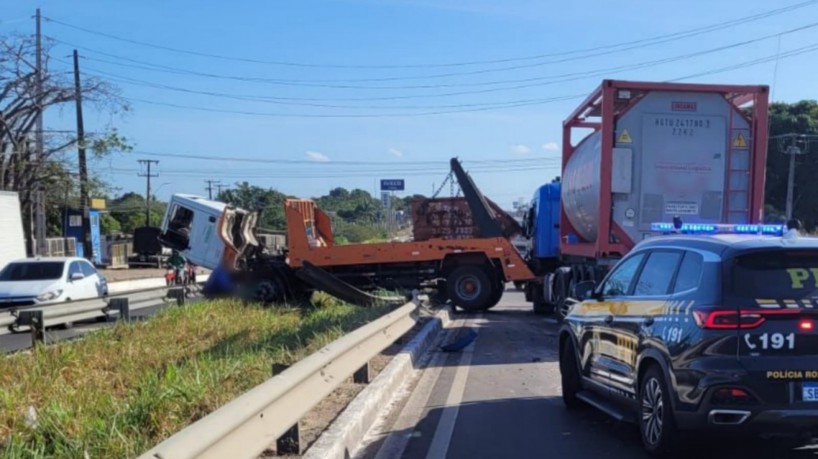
[159,194,259,271]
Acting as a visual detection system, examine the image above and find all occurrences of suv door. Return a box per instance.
[579,251,647,394]
[621,250,684,391]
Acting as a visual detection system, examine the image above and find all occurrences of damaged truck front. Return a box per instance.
[157,158,537,310]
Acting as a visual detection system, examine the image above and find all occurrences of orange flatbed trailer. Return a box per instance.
[281,158,536,311]
[286,199,535,280]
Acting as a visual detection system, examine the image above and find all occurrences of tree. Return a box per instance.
[218,182,289,230]
[765,101,818,229]
[108,192,167,234]
[0,33,129,250]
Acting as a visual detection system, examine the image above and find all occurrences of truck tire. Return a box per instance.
[532,282,547,315]
[484,277,505,310]
[446,265,494,312]
[554,267,573,321]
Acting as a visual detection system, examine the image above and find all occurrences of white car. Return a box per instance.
[0,257,108,308]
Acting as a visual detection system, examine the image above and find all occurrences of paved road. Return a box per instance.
[358,288,818,459]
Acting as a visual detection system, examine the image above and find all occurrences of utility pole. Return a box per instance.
[73,49,92,261]
[205,179,220,200]
[33,8,47,256]
[778,133,809,221]
[138,160,159,227]
[215,182,226,198]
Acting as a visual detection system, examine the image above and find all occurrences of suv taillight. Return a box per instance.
[693,309,800,329]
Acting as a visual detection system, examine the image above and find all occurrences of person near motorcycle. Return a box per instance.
[167,250,188,285]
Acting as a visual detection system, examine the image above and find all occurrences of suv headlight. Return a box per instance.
[37,289,63,302]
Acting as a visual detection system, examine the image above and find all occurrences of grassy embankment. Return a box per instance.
[0,294,392,458]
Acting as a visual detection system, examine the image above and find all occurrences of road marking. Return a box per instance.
[424,315,479,459]
[370,329,453,459]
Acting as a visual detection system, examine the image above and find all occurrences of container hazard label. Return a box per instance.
[733,132,749,148]
[665,201,699,215]
[617,129,632,144]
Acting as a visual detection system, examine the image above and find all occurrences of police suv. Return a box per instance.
[558,223,818,455]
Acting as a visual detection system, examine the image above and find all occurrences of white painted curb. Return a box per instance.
[303,306,453,459]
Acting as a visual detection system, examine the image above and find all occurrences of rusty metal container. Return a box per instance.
[411,197,521,241]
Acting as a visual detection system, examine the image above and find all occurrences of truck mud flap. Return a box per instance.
[296,261,405,307]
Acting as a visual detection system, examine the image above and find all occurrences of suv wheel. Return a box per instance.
[559,338,582,409]
[640,366,678,455]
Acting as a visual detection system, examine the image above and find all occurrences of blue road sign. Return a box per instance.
[380,179,405,191]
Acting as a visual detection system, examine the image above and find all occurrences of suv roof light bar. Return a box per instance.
[650,222,785,236]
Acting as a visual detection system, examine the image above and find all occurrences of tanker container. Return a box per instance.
[561,80,770,262]
[529,80,769,319]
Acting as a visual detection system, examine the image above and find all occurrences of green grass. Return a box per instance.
[0,294,392,459]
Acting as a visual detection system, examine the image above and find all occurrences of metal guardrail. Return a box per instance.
[0,284,193,346]
[137,298,420,459]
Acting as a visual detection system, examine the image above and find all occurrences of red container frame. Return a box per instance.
[561,80,770,260]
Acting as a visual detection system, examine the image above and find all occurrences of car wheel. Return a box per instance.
[559,338,582,409]
[640,366,679,455]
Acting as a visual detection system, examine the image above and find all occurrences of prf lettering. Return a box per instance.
[786,268,818,289]
[767,370,818,379]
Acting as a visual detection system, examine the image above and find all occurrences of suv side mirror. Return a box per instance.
[70,272,85,281]
[574,280,597,301]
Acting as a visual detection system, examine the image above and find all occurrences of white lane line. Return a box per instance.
[424,315,480,459]
[370,331,452,459]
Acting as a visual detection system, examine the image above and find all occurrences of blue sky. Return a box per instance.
[3,0,817,207]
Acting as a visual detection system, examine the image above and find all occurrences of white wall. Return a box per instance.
[0,192,27,270]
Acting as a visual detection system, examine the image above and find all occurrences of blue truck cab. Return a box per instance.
[524,178,561,265]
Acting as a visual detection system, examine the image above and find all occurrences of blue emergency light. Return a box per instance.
[650,222,785,236]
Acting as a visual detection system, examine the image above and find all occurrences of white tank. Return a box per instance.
[561,90,753,244]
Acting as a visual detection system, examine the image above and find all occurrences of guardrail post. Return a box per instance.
[271,363,301,454]
[168,287,186,306]
[276,424,301,455]
[353,362,370,384]
[272,363,289,375]
[18,310,45,346]
[110,297,130,322]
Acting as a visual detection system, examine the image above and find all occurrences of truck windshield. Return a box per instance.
[0,262,65,281]
[729,250,818,301]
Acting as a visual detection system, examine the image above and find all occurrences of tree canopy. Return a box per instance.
[765,100,818,229]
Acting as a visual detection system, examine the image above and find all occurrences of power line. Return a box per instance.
[51,34,815,120]
[42,1,818,69]
[668,42,818,81]
[52,22,818,92]
[91,164,561,179]
[123,151,557,165]
[63,65,590,110]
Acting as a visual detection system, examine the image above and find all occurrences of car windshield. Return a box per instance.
[0,262,65,281]
[730,250,818,301]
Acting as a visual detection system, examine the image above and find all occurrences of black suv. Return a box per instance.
[558,233,818,455]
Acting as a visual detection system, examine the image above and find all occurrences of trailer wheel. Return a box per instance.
[446,266,494,312]
[485,277,505,310]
